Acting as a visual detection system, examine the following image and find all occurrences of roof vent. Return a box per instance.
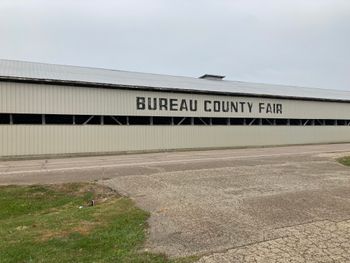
[199,74,225,80]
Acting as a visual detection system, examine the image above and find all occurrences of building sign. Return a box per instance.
[136,96,282,114]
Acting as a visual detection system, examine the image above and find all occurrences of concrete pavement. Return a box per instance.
[1,144,350,262]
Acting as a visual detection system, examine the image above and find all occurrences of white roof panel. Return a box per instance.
[0,59,349,102]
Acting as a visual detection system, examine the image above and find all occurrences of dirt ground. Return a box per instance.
[2,144,350,262]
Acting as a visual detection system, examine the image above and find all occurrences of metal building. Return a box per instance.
[1,59,350,158]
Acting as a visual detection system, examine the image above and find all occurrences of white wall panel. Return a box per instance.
[1,81,350,119]
[1,125,350,157]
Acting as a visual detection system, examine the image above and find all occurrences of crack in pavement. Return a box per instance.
[197,219,350,263]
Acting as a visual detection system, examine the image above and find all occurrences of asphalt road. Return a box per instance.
[2,144,350,262]
[1,144,350,185]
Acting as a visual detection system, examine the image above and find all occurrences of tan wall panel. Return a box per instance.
[1,125,350,157]
[2,81,350,119]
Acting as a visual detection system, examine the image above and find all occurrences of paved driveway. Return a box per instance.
[101,145,350,262]
[1,144,350,262]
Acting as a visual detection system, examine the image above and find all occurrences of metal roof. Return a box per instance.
[0,59,350,102]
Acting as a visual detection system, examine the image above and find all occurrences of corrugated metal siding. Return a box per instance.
[1,59,350,101]
[1,126,350,157]
[2,82,350,119]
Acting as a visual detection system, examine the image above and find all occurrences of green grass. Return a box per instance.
[0,183,197,263]
[337,156,350,167]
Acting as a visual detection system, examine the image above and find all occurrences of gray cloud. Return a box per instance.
[0,0,349,90]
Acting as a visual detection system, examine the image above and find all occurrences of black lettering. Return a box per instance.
[259,103,265,113]
[170,99,178,111]
[179,99,188,111]
[159,98,168,111]
[277,104,282,114]
[213,101,220,112]
[136,97,145,110]
[247,102,253,113]
[230,102,238,112]
[222,101,229,112]
[190,100,197,111]
[148,98,157,110]
[204,100,212,112]
[266,103,272,113]
[239,102,245,113]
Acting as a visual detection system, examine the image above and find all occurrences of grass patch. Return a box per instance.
[0,183,197,263]
[337,156,350,167]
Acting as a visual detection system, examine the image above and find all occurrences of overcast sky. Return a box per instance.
[0,0,349,90]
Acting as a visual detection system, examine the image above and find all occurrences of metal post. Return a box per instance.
[177,117,186,125]
[111,116,122,125]
[83,116,94,125]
